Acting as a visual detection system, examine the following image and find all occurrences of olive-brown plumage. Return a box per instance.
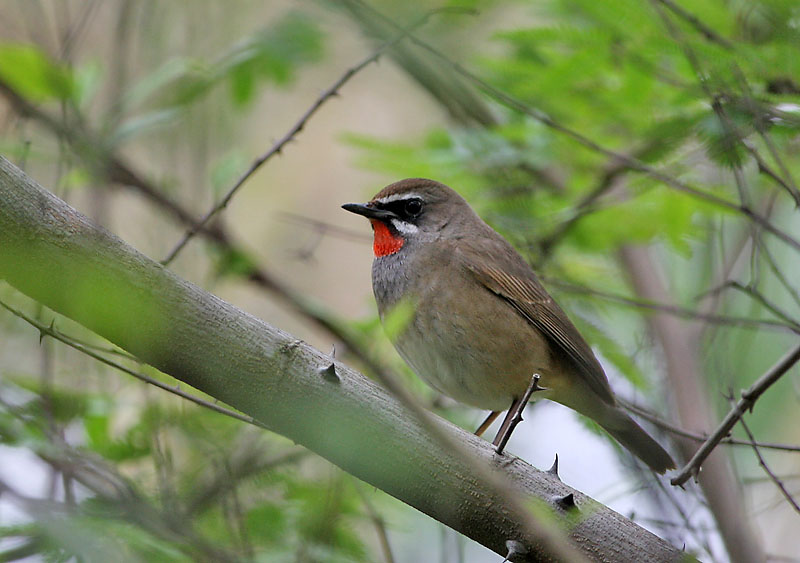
[343,178,675,473]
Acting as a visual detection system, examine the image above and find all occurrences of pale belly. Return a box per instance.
[390,292,557,412]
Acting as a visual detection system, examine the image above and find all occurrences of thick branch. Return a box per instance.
[0,157,685,561]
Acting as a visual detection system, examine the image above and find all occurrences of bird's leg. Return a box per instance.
[474,411,500,437]
[492,373,545,455]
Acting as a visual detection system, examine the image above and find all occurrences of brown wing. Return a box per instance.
[453,236,615,404]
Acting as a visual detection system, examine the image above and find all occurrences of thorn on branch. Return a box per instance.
[318,362,339,382]
[502,539,527,562]
[554,492,578,512]
[39,319,56,344]
[318,346,339,382]
[547,454,560,479]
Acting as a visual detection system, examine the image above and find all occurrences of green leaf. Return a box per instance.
[111,108,184,145]
[219,11,324,106]
[210,151,248,197]
[211,246,259,279]
[245,504,287,544]
[380,298,415,342]
[569,187,698,255]
[0,43,74,102]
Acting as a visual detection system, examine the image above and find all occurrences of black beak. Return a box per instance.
[341,202,397,221]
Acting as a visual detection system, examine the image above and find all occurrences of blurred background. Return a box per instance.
[1,0,799,561]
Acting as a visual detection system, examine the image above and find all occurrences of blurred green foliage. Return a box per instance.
[1,0,799,561]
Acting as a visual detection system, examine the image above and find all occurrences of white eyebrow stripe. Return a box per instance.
[374,192,424,204]
[391,219,419,234]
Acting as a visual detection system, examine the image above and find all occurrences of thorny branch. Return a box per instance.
[672,343,800,486]
[0,69,396,386]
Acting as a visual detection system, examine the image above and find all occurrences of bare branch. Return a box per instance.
[738,413,800,514]
[354,482,397,563]
[622,400,800,453]
[697,280,800,333]
[542,276,799,334]
[672,343,800,486]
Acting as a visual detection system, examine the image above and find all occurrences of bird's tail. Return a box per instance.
[596,405,676,474]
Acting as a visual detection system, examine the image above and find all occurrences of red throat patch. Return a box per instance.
[370,220,404,257]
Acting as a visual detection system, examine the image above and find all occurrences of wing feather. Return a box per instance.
[453,237,615,403]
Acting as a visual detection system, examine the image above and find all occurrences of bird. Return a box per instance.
[342,178,676,473]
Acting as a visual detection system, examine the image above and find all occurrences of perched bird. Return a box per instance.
[342,178,675,473]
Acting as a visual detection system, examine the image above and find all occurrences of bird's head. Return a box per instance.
[342,178,477,257]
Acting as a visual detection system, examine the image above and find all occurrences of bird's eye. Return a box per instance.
[404,198,423,217]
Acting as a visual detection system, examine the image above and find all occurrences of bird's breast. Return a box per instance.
[371,247,557,411]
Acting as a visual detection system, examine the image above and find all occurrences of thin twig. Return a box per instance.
[698,280,800,333]
[538,149,643,257]
[161,7,468,265]
[656,1,800,208]
[738,412,800,514]
[732,65,800,206]
[746,140,800,206]
[754,235,800,310]
[651,0,752,209]
[622,400,800,452]
[542,276,799,334]
[672,343,800,486]
[0,297,263,429]
[648,476,718,559]
[354,482,396,563]
[653,0,734,49]
[278,212,371,244]
[185,445,307,516]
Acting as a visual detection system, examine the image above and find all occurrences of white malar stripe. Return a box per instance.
[391,219,419,234]
[374,192,423,204]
